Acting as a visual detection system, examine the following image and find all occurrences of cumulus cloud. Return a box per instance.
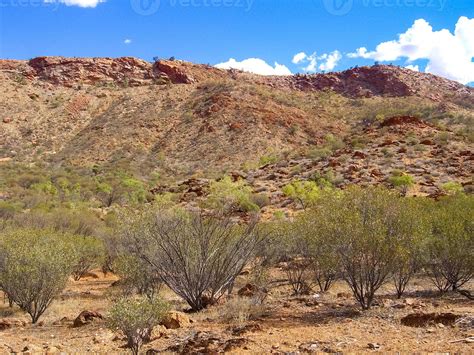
[348,16,474,84]
[214,58,292,76]
[318,51,342,72]
[292,51,342,73]
[44,0,105,7]
[124,39,132,45]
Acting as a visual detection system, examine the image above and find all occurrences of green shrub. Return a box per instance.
[107,297,169,355]
[70,236,106,281]
[388,171,415,195]
[114,255,162,299]
[206,176,259,212]
[259,154,278,167]
[282,180,321,209]
[427,195,474,291]
[314,187,420,309]
[0,229,76,323]
[441,181,464,195]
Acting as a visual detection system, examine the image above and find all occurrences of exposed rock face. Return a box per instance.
[259,64,473,99]
[1,57,472,100]
[27,57,154,87]
[153,60,196,84]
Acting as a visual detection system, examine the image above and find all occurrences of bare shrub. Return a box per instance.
[218,296,265,324]
[119,210,266,311]
[285,259,312,295]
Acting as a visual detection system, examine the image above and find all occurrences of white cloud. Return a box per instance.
[405,65,420,72]
[348,16,474,84]
[124,39,132,45]
[318,51,342,71]
[292,51,342,73]
[44,0,105,7]
[292,52,307,64]
[214,58,292,76]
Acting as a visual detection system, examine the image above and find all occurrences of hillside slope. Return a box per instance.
[1,57,472,199]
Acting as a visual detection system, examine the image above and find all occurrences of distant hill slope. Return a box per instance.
[1,57,472,198]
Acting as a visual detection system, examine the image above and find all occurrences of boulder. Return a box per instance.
[73,310,103,328]
[159,311,191,329]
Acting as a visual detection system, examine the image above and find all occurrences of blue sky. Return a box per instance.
[1,0,473,83]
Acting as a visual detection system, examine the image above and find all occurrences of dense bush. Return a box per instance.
[427,194,474,291]
[107,296,169,355]
[310,187,421,309]
[206,176,259,212]
[0,229,77,323]
[282,180,321,209]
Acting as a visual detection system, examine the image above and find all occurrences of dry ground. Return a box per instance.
[1,270,473,354]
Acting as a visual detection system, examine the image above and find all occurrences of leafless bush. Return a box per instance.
[120,210,266,311]
[285,259,312,295]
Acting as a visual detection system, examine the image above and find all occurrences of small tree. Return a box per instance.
[427,195,473,291]
[107,297,169,355]
[71,236,106,281]
[296,209,341,293]
[0,229,76,323]
[391,198,429,298]
[120,210,266,311]
[317,187,406,309]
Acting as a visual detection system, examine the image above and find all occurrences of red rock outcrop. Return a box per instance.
[27,56,154,87]
[1,57,472,101]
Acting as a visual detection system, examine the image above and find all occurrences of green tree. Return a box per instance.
[316,187,411,309]
[0,229,76,323]
[427,194,474,291]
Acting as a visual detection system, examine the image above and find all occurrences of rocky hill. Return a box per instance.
[1,56,473,204]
